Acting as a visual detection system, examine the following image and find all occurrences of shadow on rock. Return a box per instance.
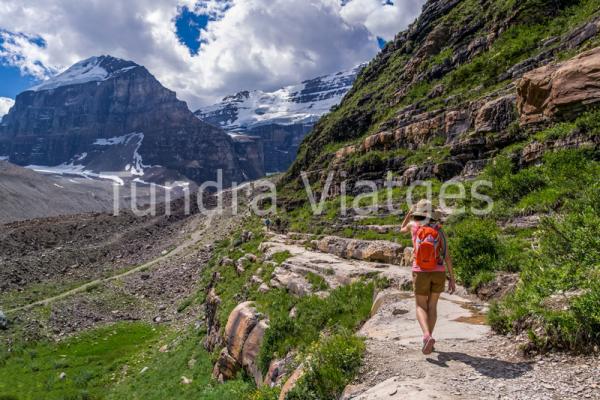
[426,351,533,379]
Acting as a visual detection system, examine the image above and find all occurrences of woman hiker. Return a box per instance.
[400,199,456,355]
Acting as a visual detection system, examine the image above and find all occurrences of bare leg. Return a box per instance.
[427,292,441,335]
[415,295,431,338]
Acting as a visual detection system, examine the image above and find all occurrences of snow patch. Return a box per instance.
[0,97,15,119]
[25,132,148,185]
[29,56,138,92]
[25,163,126,185]
[197,64,363,130]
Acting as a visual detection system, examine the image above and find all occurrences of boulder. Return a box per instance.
[258,283,270,293]
[242,320,270,386]
[279,364,305,400]
[203,288,222,352]
[212,347,239,381]
[265,354,295,388]
[270,267,312,297]
[220,257,234,267]
[245,253,258,263]
[316,236,404,265]
[224,302,259,361]
[402,247,414,267]
[518,47,600,125]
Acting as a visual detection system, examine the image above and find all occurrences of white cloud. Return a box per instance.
[0,0,424,109]
[340,0,425,41]
[0,97,15,118]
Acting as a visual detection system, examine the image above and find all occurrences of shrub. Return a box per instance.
[446,217,502,287]
[286,332,365,400]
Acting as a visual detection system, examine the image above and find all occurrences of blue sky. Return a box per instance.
[0,0,424,107]
[175,6,211,56]
[0,65,38,98]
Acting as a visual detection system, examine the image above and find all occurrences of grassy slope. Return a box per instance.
[283,0,600,186]
[278,0,600,353]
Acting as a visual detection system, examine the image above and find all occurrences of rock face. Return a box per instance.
[196,66,362,173]
[316,236,404,265]
[0,55,263,185]
[518,47,600,125]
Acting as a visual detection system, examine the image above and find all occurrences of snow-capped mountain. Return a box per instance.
[195,65,363,172]
[0,55,263,185]
[29,56,139,92]
[196,65,362,130]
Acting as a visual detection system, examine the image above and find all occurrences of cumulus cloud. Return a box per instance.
[0,97,15,118]
[0,0,424,108]
[340,0,425,41]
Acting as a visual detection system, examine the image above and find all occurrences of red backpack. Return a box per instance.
[415,225,441,270]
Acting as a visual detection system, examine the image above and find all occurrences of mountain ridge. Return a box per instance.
[195,65,363,173]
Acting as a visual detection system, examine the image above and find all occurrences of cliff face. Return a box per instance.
[281,0,600,198]
[0,56,264,185]
[196,66,361,173]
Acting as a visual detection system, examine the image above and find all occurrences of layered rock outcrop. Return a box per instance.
[518,46,600,125]
[315,236,404,265]
[281,1,600,203]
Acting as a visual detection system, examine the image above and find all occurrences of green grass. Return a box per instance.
[256,281,374,374]
[489,184,600,352]
[0,323,163,400]
[108,328,252,400]
[286,332,365,400]
[271,251,292,265]
[305,272,329,291]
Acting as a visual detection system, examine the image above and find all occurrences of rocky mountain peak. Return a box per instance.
[0,55,263,185]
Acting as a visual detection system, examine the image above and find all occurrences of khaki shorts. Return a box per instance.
[413,271,446,296]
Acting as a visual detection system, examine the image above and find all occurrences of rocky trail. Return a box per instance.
[240,230,600,400]
[5,212,210,314]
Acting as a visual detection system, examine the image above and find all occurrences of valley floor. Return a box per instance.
[1,185,599,400]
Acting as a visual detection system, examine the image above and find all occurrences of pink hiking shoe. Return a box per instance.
[422,335,435,355]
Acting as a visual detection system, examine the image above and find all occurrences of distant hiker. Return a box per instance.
[264,217,272,231]
[274,216,282,233]
[0,310,7,330]
[400,199,456,355]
